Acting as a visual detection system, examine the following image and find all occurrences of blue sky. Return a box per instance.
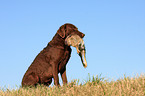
[0,0,145,88]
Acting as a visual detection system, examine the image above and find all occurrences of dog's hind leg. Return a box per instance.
[22,72,39,87]
[43,78,52,86]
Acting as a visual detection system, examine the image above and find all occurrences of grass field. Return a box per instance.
[0,74,144,96]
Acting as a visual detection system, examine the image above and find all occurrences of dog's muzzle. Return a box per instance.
[65,35,87,68]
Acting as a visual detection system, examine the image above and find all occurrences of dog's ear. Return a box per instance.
[57,25,66,38]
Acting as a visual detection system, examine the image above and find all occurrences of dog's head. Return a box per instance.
[57,23,85,39]
[57,23,87,68]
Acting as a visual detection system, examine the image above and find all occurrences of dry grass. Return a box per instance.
[0,74,144,96]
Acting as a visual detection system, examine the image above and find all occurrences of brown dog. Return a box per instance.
[22,23,87,87]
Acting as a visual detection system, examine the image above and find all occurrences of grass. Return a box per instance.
[0,74,144,96]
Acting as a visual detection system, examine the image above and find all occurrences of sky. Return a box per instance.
[0,0,145,89]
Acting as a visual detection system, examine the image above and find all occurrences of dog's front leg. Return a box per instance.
[52,64,60,86]
[60,67,67,85]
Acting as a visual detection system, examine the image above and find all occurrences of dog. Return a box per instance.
[22,23,87,87]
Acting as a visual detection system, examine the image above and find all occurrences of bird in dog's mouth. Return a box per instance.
[65,35,87,68]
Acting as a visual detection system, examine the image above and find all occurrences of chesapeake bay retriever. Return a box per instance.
[22,23,87,87]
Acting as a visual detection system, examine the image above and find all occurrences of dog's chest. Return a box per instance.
[58,47,71,71]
